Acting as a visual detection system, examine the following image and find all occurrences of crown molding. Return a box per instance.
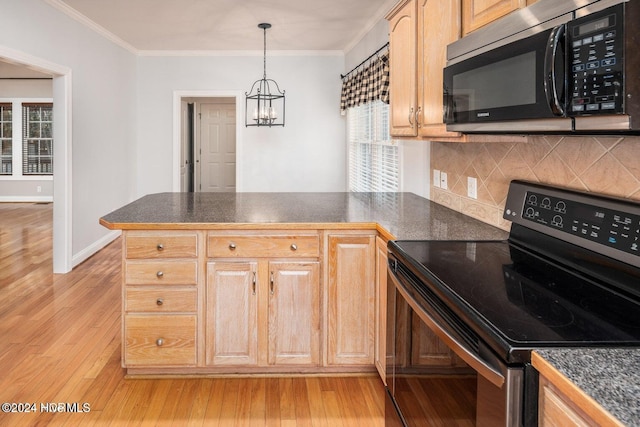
[342,0,396,53]
[137,49,344,57]
[43,0,139,55]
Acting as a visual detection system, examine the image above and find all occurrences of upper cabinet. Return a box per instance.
[462,0,526,35]
[387,0,417,137]
[387,0,462,139]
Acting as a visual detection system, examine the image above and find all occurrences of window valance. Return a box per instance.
[340,51,390,113]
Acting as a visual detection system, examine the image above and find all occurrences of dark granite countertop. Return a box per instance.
[535,348,640,426]
[100,192,509,241]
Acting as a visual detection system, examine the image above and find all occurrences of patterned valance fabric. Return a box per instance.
[340,53,390,112]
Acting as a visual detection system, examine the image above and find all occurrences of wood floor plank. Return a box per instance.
[0,203,387,426]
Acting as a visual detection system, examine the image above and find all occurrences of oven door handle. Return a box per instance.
[389,270,506,388]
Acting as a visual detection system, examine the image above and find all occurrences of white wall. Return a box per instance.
[343,19,431,199]
[0,0,138,266]
[136,54,346,194]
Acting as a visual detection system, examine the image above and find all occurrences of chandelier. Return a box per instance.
[245,23,285,127]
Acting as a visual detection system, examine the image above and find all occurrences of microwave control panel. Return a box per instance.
[567,4,624,116]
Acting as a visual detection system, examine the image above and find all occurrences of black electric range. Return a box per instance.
[386,180,640,426]
[389,180,640,365]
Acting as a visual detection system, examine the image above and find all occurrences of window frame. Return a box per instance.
[0,98,53,181]
[0,103,12,175]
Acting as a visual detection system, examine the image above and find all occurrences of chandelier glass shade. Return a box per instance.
[245,23,285,127]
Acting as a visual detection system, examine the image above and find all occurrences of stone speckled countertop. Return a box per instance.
[535,349,640,426]
[100,192,509,241]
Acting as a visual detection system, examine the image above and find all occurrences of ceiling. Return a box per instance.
[53,0,396,52]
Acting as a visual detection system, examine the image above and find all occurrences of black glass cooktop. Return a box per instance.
[389,239,640,361]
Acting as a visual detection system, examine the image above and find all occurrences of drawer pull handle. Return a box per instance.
[290,244,297,251]
[156,271,164,278]
[157,243,164,251]
[156,298,164,306]
[156,338,164,347]
[229,242,237,251]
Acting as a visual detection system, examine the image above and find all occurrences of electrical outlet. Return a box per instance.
[37,186,42,193]
[467,177,477,199]
[433,169,441,188]
[440,172,448,190]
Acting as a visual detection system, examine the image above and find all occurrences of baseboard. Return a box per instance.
[0,196,54,203]
[72,230,121,268]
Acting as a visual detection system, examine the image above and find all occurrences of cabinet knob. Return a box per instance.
[229,242,237,251]
[156,338,164,347]
[157,243,164,251]
[156,271,164,278]
[290,244,297,251]
[156,298,164,306]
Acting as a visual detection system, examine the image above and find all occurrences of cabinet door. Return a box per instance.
[417,0,461,138]
[387,0,418,137]
[462,0,526,35]
[206,261,258,366]
[375,237,388,382]
[327,234,376,366]
[268,262,320,366]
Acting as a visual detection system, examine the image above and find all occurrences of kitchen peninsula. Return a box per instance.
[100,191,507,376]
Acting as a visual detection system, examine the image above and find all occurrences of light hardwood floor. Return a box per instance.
[0,203,385,426]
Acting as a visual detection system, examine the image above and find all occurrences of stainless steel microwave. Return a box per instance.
[443,0,640,134]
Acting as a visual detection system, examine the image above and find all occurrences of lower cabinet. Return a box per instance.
[121,229,378,374]
[326,232,376,366]
[205,259,320,368]
[205,261,258,366]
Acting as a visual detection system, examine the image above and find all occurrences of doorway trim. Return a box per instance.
[0,45,73,274]
[172,90,244,192]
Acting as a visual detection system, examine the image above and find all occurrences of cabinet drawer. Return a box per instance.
[124,315,197,366]
[125,232,198,259]
[125,288,197,313]
[125,260,198,285]
[207,234,319,258]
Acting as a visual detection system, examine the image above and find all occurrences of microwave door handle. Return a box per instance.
[544,24,566,116]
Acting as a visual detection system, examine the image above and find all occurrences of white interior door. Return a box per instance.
[198,102,236,192]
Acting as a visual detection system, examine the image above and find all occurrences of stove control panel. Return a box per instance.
[504,180,640,267]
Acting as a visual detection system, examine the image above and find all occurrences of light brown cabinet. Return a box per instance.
[462,0,526,35]
[205,261,258,366]
[375,236,388,381]
[122,231,200,367]
[326,232,376,366]
[120,228,378,375]
[387,0,461,139]
[206,232,320,369]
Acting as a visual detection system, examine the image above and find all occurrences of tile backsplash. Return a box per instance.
[431,135,640,231]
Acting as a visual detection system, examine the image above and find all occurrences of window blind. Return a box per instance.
[22,103,53,175]
[348,100,398,192]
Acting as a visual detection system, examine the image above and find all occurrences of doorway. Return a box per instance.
[0,49,72,274]
[175,91,243,193]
